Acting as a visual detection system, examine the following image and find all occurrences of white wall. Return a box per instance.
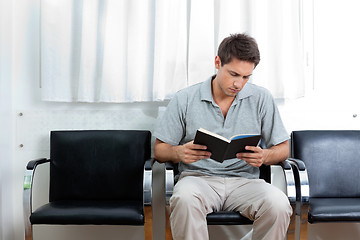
[278,0,360,133]
[1,0,360,240]
[0,0,15,239]
[1,1,168,239]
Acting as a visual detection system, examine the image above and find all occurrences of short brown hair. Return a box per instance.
[217,33,260,67]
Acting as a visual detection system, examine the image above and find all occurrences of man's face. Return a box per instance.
[214,56,255,98]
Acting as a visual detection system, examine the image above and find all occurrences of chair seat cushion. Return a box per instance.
[206,211,253,225]
[30,200,144,225]
[309,198,360,224]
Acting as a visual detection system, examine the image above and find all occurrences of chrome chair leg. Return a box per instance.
[24,169,34,240]
[24,224,33,240]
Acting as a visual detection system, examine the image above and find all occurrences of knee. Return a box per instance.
[262,192,292,220]
[170,188,202,211]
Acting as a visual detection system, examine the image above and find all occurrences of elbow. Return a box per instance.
[153,145,162,162]
[153,149,163,162]
[153,138,167,163]
[281,140,290,161]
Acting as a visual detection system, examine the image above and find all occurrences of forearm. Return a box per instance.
[154,139,182,163]
[154,138,212,164]
[262,140,289,165]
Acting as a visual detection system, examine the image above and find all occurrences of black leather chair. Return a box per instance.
[23,130,152,240]
[163,158,296,234]
[289,130,360,240]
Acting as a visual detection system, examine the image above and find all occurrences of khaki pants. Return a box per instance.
[169,173,292,240]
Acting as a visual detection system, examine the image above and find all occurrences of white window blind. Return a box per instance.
[41,0,305,103]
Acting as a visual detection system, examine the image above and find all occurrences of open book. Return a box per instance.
[193,128,261,163]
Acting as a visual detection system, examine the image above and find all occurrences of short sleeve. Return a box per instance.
[259,91,289,148]
[153,93,187,146]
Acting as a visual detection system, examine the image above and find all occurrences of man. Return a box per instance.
[154,33,292,240]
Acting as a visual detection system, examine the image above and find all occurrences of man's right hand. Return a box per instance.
[154,139,211,164]
[175,141,212,164]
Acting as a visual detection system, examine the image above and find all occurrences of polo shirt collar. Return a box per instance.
[200,76,254,103]
[200,77,215,102]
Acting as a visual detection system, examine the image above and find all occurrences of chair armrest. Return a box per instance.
[143,159,153,206]
[287,158,306,171]
[164,161,175,170]
[154,159,175,205]
[287,158,309,204]
[275,160,296,203]
[165,163,175,205]
[287,157,310,240]
[23,158,50,238]
[277,159,292,170]
[26,158,50,170]
[144,158,153,170]
[24,158,50,190]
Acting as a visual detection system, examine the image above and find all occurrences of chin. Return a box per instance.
[225,92,237,97]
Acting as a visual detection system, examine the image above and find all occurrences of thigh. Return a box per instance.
[170,174,225,213]
[223,178,289,218]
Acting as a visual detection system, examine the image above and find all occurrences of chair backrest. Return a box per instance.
[291,130,360,198]
[49,130,151,202]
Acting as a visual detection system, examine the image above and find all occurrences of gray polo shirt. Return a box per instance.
[154,76,289,179]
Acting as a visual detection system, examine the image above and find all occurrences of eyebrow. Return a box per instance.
[228,70,252,78]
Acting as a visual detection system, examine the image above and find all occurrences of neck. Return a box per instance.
[211,78,235,118]
[211,77,235,105]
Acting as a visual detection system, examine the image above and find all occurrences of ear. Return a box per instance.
[215,56,221,70]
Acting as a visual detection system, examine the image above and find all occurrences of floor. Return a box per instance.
[144,206,308,240]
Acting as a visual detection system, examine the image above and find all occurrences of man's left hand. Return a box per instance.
[236,146,265,167]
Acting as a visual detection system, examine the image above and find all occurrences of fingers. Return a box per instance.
[183,149,211,163]
[236,146,263,167]
[181,141,211,164]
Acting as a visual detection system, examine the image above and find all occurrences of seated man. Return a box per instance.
[154,33,292,240]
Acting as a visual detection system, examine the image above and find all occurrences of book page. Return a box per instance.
[198,128,230,143]
[231,134,259,140]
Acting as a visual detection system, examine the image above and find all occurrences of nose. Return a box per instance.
[233,81,239,88]
[233,79,242,88]
[233,76,248,88]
